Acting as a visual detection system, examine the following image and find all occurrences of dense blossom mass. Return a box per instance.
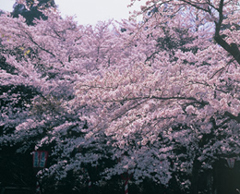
[1,0,240,193]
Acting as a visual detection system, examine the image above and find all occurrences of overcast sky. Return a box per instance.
[0,0,145,25]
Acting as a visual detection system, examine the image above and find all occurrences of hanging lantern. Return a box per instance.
[33,151,48,168]
[226,158,235,169]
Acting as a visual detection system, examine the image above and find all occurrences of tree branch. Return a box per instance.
[214,0,240,65]
[224,111,240,123]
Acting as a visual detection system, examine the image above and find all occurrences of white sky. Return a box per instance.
[0,0,145,25]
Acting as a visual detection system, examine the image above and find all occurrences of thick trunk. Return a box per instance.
[214,0,240,65]
[214,35,240,65]
[190,158,201,194]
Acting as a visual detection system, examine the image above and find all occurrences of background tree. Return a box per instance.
[11,0,57,25]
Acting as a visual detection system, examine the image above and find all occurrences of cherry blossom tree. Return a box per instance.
[0,12,123,192]
[71,0,240,193]
[1,0,240,193]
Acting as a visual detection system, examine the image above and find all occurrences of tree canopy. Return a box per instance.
[1,0,240,193]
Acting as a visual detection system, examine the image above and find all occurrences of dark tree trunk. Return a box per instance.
[214,0,240,65]
[190,157,201,194]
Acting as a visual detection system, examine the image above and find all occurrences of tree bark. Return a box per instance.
[214,0,240,65]
[190,157,201,194]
